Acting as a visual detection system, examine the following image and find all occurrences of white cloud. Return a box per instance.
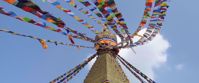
[119,34,170,82]
[175,64,184,70]
[87,34,170,83]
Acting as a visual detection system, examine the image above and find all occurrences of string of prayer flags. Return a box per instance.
[136,0,169,46]
[90,0,126,33]
[3,0,66,28]
[0,8,65,34]
[102,0,133,43]
[77,0,104,19]
[64,0,106,28]
[50,53,97,83]
[64,28,95,42]
[89,1,125,40]
[76,0,125,39]
[0,7,95,43]
[91,0,130,43]
[120,0,156,45]
[43,0,100,34]
[91,0,130,32]
[38,39,48,49]
[117,55,156,83]
[128,0,169,48]
[117,56,145,83]
[0,29,94,49]
[67,34,75,44]
[136,0,155,32]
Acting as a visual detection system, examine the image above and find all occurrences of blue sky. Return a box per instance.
[0,0,199,83]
